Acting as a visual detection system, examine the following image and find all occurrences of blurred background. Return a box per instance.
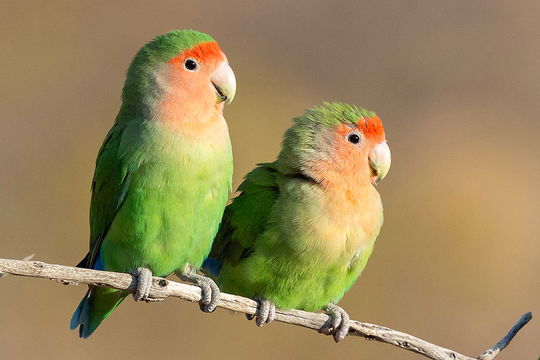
[0,1,538,359]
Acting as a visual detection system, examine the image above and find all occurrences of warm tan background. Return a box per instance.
[0,1,538,359]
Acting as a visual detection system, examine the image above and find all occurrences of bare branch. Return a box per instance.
[0,258,531,360]
[0,254,34,278]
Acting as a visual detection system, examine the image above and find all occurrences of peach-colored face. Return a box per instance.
[310,116,387,188]
[155,41,228,127]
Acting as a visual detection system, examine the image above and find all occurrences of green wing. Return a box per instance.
[78,123,131,268]
[209,163,280,267]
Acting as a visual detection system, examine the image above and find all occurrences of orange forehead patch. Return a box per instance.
[167,41,224,66]
[358,116,385,142]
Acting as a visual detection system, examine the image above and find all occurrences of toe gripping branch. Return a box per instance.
[321,303,351,343]
[246,297,276,326]
[180,267,221,312]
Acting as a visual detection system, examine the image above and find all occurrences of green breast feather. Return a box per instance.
[209,162,380,311]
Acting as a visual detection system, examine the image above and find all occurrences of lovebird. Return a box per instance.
[71,30,236,338]
[206,102,390,342]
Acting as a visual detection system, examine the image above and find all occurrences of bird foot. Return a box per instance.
[246,297,276,327]
[320,303,351,343]
[131,267,153,302]
[180,268,221,312]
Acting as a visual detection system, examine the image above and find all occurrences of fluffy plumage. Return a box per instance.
[71,29,235,337]
[207,102,390,314]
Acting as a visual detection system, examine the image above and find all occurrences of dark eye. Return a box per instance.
[183,58,199,71]
[347,133,361,144]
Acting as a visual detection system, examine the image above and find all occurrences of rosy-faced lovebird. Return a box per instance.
[70,30,236,338]
[205,102,390,342]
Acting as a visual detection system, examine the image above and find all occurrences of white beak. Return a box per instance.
[369,141,391,184]
[210,61,236,104]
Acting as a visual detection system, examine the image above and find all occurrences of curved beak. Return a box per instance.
[211,61,236,104]
[368,141,391,185]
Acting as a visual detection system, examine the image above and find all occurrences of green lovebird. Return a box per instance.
[70,30,236,338]
[205,103,390,342]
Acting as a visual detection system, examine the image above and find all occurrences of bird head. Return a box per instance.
[120,30,236,120]
[277,102,390,187]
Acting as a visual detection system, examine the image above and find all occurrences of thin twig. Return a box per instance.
[477,312,533,360]
[0,258,531,360]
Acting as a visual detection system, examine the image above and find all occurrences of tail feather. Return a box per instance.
[202,257,222,278]
[70,287,127,338]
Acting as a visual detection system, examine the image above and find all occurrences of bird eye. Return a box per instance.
[347,132,361,145]
[183,58,199,72]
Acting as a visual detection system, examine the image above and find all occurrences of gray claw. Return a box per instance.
[198,276,221,312]
[254,297,276,327]
[321,303,351,343]
[181,268,221,313]
[268,302,276,323]
[132,267,153,302]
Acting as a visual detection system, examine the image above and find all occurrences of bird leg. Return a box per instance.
[320,303,351,343]
[180,267,221,313]
[131,267,153,302]
[246,297,276,327]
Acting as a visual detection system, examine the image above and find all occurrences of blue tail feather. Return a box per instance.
[202,257,222,277]
[70,288,95,338]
